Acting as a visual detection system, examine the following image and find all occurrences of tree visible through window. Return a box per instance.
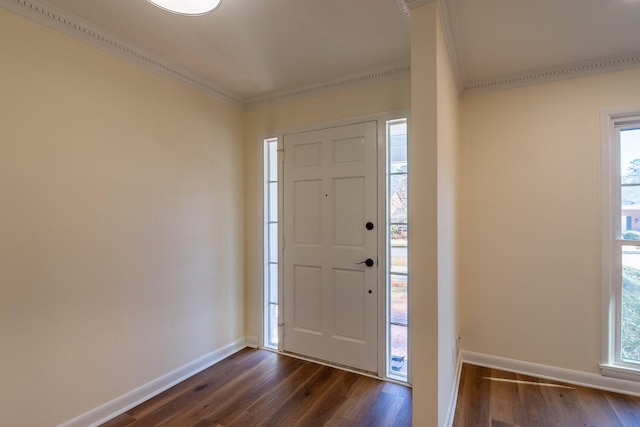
[387,119,408,378]
[620,127,640,362]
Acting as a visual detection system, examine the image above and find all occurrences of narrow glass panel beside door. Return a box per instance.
[264,138,279,348]
[387,119,409,380]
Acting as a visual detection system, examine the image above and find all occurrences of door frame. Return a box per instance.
[256,109,411,380]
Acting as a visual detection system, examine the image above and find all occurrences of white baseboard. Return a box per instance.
[58,338,248,427]
[460,350,640,397]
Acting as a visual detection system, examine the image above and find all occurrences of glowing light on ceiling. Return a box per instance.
[147,0,222,16]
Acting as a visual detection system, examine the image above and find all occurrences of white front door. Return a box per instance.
[283,121,378,373]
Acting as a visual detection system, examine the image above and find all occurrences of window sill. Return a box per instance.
[600,363,640,382]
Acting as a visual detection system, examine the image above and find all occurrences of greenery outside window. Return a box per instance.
[602,111,640,381]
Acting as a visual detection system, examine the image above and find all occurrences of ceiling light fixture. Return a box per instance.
[147,0,222,16]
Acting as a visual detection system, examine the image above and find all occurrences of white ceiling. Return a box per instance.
[454,0,640,92]
[6,0,640,105]
[32,0,411,104]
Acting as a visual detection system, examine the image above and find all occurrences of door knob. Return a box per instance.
[356,258,374,267]
[366,222,374,230]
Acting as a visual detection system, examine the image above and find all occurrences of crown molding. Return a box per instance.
[245,62,411,109]
[395,0,410,22]
[396,0,464,93]
[437,0,640,96]
[438,0,464,94]
[7,0,640,107]
[462,50,640,96]
[0,0,244,107]
[1,0,414,110]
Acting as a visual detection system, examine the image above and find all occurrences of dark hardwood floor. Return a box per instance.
[453,363,640,427]
[100,348,412,427]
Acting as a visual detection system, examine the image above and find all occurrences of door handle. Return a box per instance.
[356,258,375,267]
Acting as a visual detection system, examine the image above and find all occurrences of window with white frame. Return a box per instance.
[387,118,409,379]
[264,137,279,349]
[602,111,640,379]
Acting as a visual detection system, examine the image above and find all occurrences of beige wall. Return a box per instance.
[0,9,245,427]
[410,4,460,426]
[435,7,460,427]
[243,79,411,341]
[460,67,640,374]
[409,4,439,426]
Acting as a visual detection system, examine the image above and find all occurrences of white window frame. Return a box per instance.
[601,107,640,382]
[263,137,280,349]
[385,118,410,381]
[256,110,411,383]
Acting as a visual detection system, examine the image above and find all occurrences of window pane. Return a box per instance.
[390,139,407,165]
[391,161,408,174]
[390,324,408,375]
[621,186,640,239]
[622,245,640,361]
[269,303,279,345]
[390,274,407,325]
[269,182,278,222]
[621,129,640,185]
[389,121,407,136]
[389,120,407,173]
[269,140,278,182]
[387,118,409,381]
[269,263,278,304]
[269,223,278,263]
[390,240,407,274]
[390,174,407,223]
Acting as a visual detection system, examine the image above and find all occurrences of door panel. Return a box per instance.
[283,121,378,373]
[334,268,366,340]
[334,177,365,246]
[293,180,322,244]
[293,265,322,333]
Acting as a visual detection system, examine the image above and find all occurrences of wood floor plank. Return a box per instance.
[606,392,640,427]
[516,372,549,427]
[99,349,411,427]
[453,363,640,427]
[99,413,136,427]
[577,386,623,427]
[488,368,524,426]
[125,350,275,426]
[222,358,323,426]
[152,352,287,426]
[126,347,266,420]
[194,352,304,426]
[455,364,492,426]
[291,369,358,426]
[360,383,411,427]
[332,375,391,426]
[537,379,587,426]
[255,364,345,426]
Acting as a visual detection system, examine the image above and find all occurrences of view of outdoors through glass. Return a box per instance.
[620,128,640,362]
[265,138,279,348]
[388,120,408,376]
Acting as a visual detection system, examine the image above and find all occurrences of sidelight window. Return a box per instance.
[387,119,409,380]
[264,137,279,349]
